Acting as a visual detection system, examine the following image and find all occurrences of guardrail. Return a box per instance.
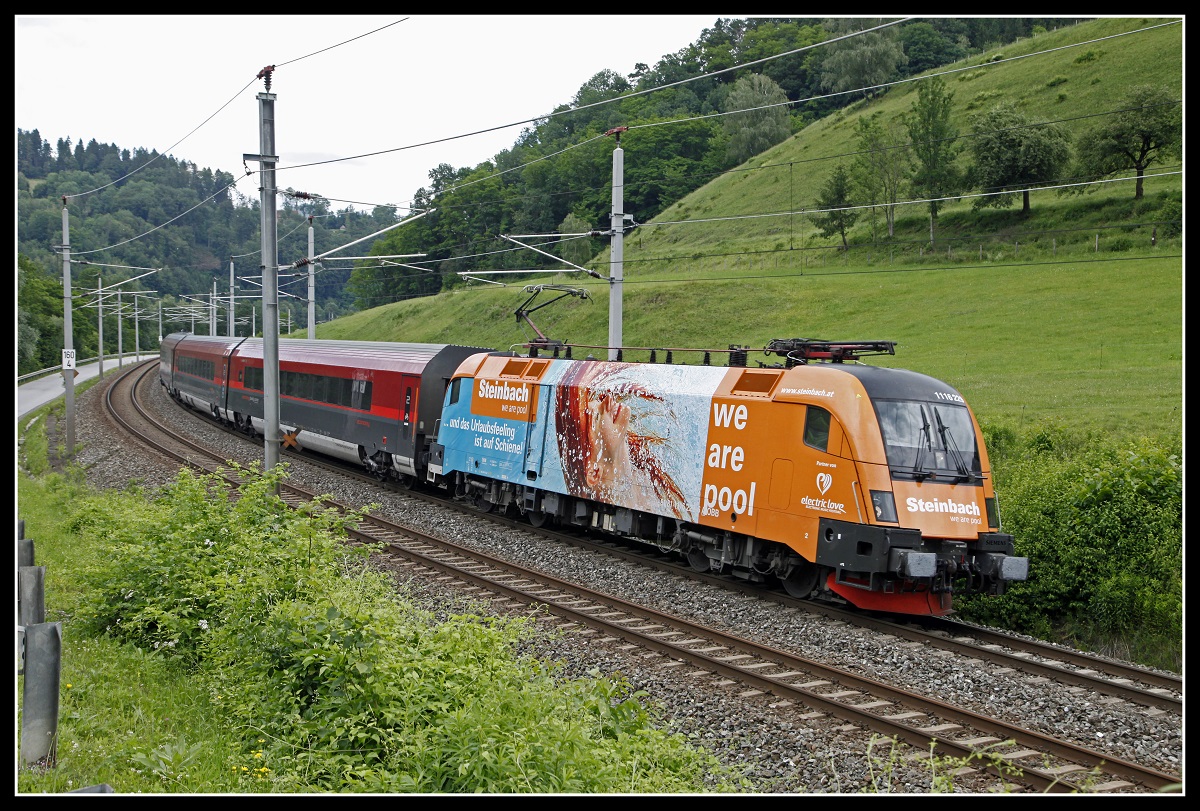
[17,352,148,383]
[18,518,59,768]
[17,518,114,791]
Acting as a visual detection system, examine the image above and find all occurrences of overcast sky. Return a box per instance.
[16,15,719,214]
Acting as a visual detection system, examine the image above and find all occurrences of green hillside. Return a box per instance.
[296,18,1182,442]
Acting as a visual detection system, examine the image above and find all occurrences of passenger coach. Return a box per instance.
[159,333,492,485]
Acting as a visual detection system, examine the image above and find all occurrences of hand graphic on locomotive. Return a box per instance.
[160,333,1027,616]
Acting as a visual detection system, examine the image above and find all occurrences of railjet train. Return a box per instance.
[160,333,1028,617]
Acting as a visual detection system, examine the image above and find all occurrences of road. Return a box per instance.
[16,356,148,423]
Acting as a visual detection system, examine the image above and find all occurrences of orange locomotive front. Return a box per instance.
[435,340,1027,617]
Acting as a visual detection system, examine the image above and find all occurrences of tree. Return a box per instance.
[850,114,910,239]
[572,69,633,110]
[720,73,792,166]
[17,253,66,374]
[557,212,599,269]
[812,164,859,250]
[968,104,1071,216]
[898,21,967,76]
[905,76,965,246]
[1068,85,1181,200]
[818,21,908,100]
[622,119,725,220]
[738,20,826,102]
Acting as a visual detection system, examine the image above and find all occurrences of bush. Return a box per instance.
[956,430,1182,671]
[1158,200,1182,237]
[71,463,746,792]
[74,462,370,670]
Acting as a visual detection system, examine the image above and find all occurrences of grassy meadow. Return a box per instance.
[305,249,1181,443]
[301,17,1182,444]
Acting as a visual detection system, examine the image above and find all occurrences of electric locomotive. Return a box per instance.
[431,339,1028,617]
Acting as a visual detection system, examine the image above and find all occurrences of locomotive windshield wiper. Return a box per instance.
[933,408,978,483]
[911,407,932,480]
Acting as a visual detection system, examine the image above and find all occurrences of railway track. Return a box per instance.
[139,360,1182,714]
[98,360,1183,793]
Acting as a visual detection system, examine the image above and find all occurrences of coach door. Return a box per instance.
[523,383,552,481]
[398,375,418,460]
[218,346,237,417]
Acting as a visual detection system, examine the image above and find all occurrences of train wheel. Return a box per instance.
[782,562,820,599]
[528,510,549,528]
[395,473,417,490]
[687,547,711,573]
[470,495,496,514]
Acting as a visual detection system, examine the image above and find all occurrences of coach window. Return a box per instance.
[295,372,313,401]
[245,366,263,391]
[803,406,831,452]
[312,376,330,405]
[355,379,373,411]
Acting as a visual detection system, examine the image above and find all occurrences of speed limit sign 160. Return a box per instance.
[62,349,76,370]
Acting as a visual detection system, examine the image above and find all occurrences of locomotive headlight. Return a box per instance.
[870,491,897,523]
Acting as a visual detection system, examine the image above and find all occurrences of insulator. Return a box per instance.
[666,351,673,364]
[616,349,623,361]
[703,352,711,366]
[649,350,657,363]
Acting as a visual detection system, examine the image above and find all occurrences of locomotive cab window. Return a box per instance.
[803,406,832,452]
[874,399,982,480]
[449,377,462,405]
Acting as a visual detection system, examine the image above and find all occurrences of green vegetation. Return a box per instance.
[16,16,1182,792]
[957,429,1181,667]
[307,248,1181,442]
[347,18,1180,308]
[18,459,750,793]
[21,19,1172,333]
